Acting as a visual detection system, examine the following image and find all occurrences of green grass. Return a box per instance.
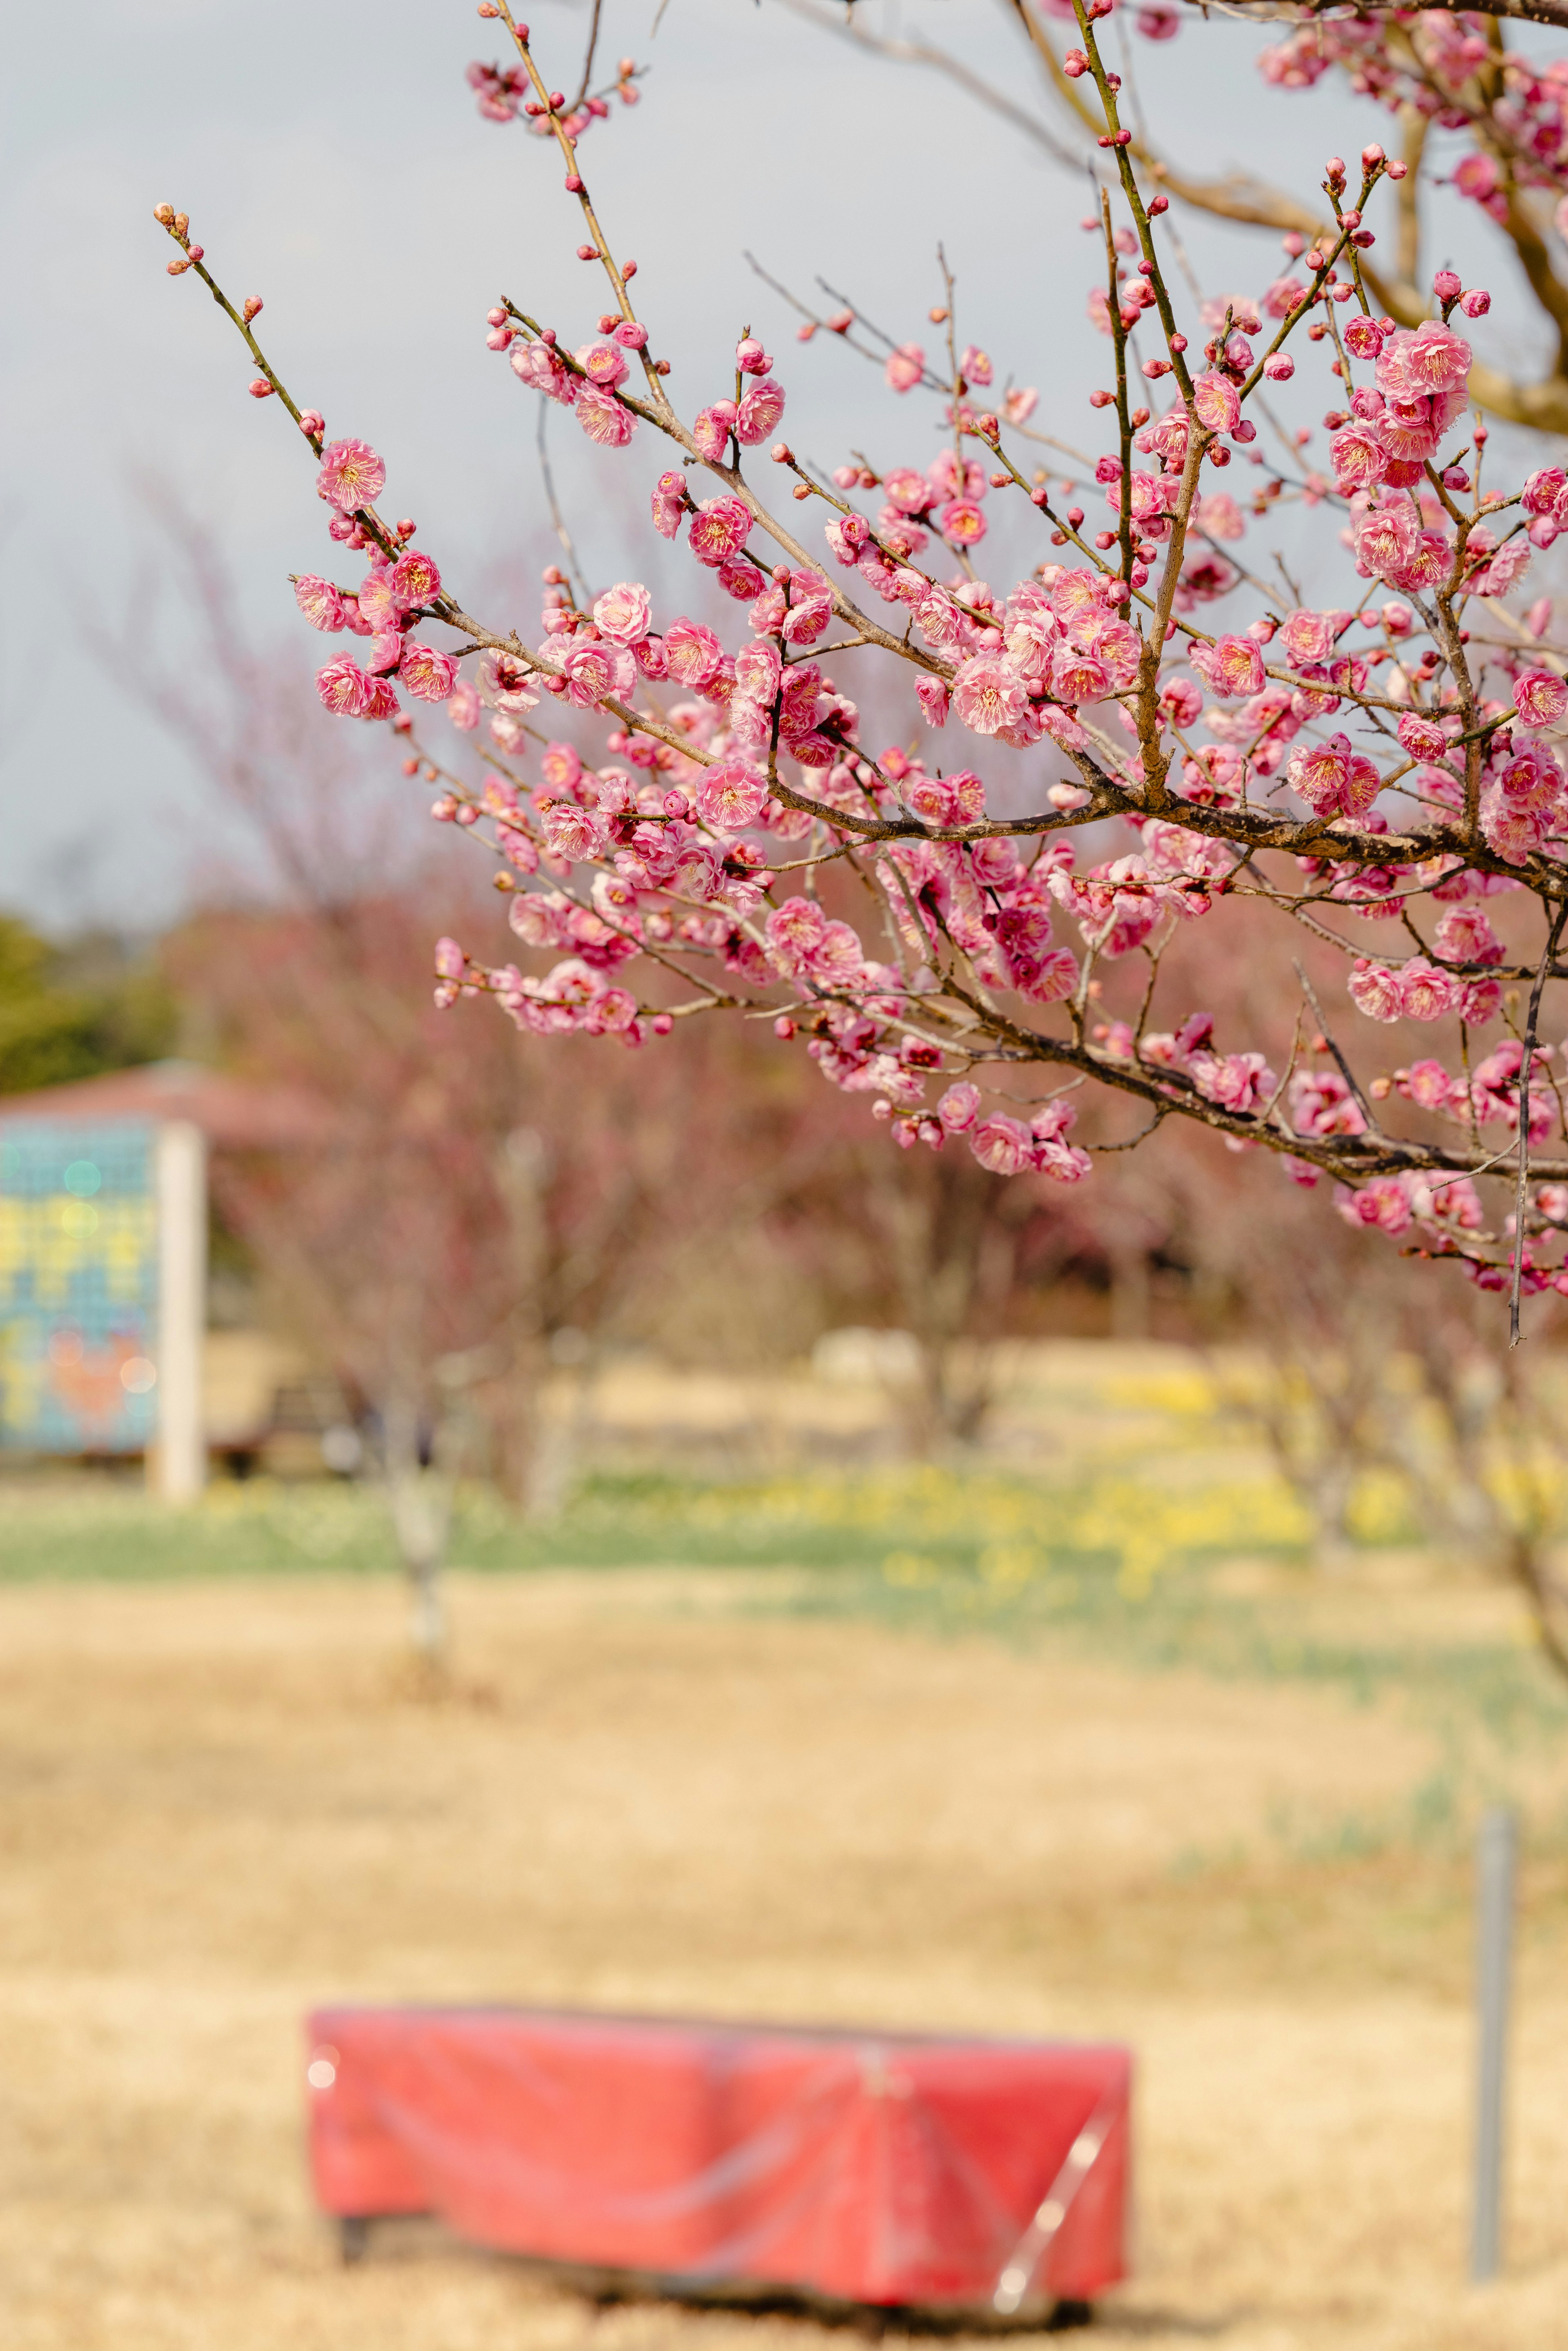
[3,1462,1566,1766]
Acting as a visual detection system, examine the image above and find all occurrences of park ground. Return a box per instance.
[4,1348,1568,2351]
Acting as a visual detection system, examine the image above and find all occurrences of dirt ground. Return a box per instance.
[1,1566,1566,2351]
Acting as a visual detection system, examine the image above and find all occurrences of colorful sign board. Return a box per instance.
[0,1119,158,1453]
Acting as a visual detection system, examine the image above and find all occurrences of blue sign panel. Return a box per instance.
[0,1120,158,1453]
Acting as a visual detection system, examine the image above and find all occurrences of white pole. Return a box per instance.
[152,1119,207,1504]
[1470,1805,1517,2284]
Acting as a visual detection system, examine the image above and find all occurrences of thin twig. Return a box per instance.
[1510,902,1568,1345]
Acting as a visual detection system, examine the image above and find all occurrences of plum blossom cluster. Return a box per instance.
[154,0,1568,1321]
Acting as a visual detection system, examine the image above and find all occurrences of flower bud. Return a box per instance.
[1460,287,1491,318]
[1385,158,1407,179]
[174,212,189,236]
[154,203,175,225]
[242,295,263,322]
[1360,143,1384,168]
[1433,268,1461,301]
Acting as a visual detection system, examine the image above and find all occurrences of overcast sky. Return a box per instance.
[0,0,1544,936]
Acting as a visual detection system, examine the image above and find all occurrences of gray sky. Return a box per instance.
[0,0,1538,934]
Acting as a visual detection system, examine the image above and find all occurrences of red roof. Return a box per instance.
[0,1061,324,1148]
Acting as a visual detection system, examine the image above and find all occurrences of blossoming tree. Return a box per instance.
[155,0,1568,1343]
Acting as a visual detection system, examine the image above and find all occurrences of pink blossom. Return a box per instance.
[1280,608,1341,666]
[1515,667,1568,729]
[1376,321,1471,400]
[1405,1059,1456,1112]
[316,656,374,717]
[399,642,458,702]
[541,804,608,862]
[1189,1050,1276,1114]
[688,497,751,566]
[766,898,827,970]
[1159,677,1203,727]
[734,639,781,703]
[664,619,723,688]
[692,402,737,460]
[735,378,786,445]
[1354,501,1419,579]
[969,1115,1036,1176]
[1289,1070,1366,1139]
[1342,314,1388,359]
[1330,426,1389,492]
[576,384,636,446]
[448,679,481,732]
[886,342,925,393]
[316,437,386,512]
[1348,959,1403,1021]
[651,470,687,540]
[936,1082,981,1132]
[1337,1179,1414,1237]
[593,582,653,646]
[951,655,1029,736]
[356,571,402,632]
[576,339,628,389]
[1392,530,1455,594]
[780,577,834,646]
[392,550,442,608]
[1190,373,1241,432]
[1051,646,1109,704]
[719,556,765,602]
[940,500,988,546]
[294,574,345,631]
[512,340,579,404]
[1190,636,1265,698]
[1287,733,1380,820]
[695,759,769,830]
[560,642,622,706]
[810,920,866,981]
[1433,907,1503,967]
[1397,715,1449,761]
[825,513,871,565]
[915,676,949,729]
[1397,958,1457,1021]
[1197,493,1245,542]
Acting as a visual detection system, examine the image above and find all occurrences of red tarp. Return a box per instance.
[306,2007,1131,2312]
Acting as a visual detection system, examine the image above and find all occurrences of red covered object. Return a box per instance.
[306,2007,1131,2312]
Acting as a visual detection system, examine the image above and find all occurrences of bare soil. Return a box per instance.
[0,1566,1565,2351]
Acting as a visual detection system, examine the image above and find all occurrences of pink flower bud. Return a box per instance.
[1263,353,1294,381]
[1432,269,1461,303]
[1460,288,1491,319]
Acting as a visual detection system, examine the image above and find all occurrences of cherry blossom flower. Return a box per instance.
[696,760,770,831]
[399,642,458,702]
[735,379,786,444]
[885,342,925,392]
[1191,636,1265,698]
[1515,667,1568,729]
[316,656,374,717]
[294,575,345,631]
[687,497,751,566]
[316,438,386,512]
[593,582,653,646]
[1189,1050,1276,1114]
[576,383,636,445]
[951,655,1029,736]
